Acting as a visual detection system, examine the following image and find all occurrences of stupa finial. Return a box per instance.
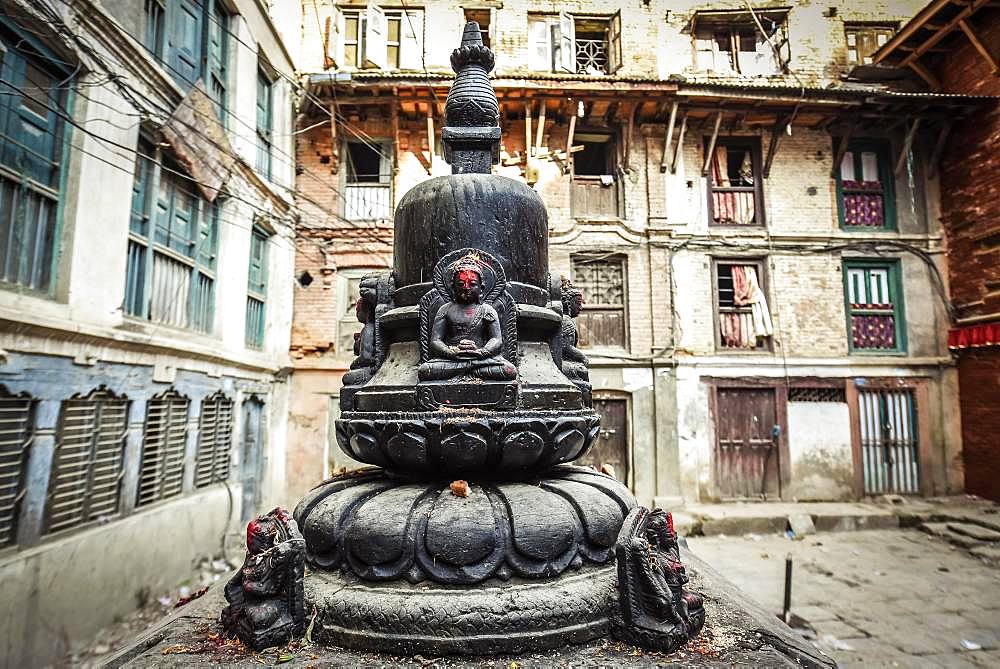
[442,21,500,174]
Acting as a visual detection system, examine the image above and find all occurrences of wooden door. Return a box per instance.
[714,387,779,499]
[240,398,265,523]
[579,399,629,483]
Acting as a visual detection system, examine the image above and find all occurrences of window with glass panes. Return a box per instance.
[342,9,410,69]
[255,64,274,180]
[246,225,268,349]
[571,254,627,348]
[0,20,71,294]
[125,137,218,332]
[143,0,229,119]
[843,260,906,353]
[836,140,895,230]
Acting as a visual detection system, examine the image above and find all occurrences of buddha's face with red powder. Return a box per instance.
[453,266,482,304]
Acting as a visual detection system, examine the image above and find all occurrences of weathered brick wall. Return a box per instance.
[958,349,1000,502]
[938,12,1000,319]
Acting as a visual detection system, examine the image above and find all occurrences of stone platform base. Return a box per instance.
[306,565,617,655]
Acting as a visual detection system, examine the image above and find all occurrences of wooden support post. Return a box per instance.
[535,100,546,150]
[895,117,921,176]
[426,107,435,174]
[830,119,857,179]
[624,103,637,171]
[391,104,400,175]
[660,101,678,173]
[565,107,577,176]
[329,103,340,174]
[928,120,953,179]
[959,19,1000,73]
[763,115,789,179]
[701,111,723,177]
[525,102,532,160]
[671,112,687,174]
[908,61,942,91]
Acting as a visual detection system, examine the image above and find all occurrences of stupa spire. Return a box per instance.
[442,21,501,174]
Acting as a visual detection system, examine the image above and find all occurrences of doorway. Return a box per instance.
[240,397,265,523]
[713,387,780,499]
[579,398,629,484]
[857,388,919,494]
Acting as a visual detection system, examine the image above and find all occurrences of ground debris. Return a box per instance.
[450,480,470,497]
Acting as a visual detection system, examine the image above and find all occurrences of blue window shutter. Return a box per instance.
[169,0,202,88]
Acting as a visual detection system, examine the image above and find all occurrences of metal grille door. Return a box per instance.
[137,391,190,506]
[859,389,920,494]
[0,391,33,547]
[47,390,128,533]
[195,393,233,487]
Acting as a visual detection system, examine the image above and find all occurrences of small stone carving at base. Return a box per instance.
[611,506,706,653]
[221,507,306,651]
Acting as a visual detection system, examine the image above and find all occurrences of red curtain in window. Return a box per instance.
[842,181,885,227]
[852,312,896,349]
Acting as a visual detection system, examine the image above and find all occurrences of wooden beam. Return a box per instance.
[660,101,678,173]
[763,116,789,179]
[565,106,577,176]
[701,111,723,177]
[928,120,953,178]
[899,0,992,68]
[525,102,532,159]
[895,117,922,176]
[958,19,1000,73]
[535,100,546,150]
[830,119,857,179]
[329,103,339,174]
[671,112,687,174]
[426,108,435,174]
[908,60,942,91]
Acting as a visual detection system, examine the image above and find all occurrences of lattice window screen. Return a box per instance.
[137,390,190,506]
[195,393,234,487]
[47,389,128,534]
[0,389,34,547]
[788,387,847,403]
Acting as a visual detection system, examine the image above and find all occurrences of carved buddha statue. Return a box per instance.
[418,256,516,382]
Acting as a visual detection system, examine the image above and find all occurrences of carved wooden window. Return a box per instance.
[46,388,128,534]
[0,387,34,547]
[692,11,790,75]
[195,392,233,487]
[845,24,895,65]
[464,8,491,49]
[137,390,190,507]
[571,254,627,348]
[836,140,895,230]
[527,11,622,75]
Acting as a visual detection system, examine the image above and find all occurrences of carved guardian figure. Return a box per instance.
[559,277,592,404]
[611,507,705,652]
[221,508,305,650]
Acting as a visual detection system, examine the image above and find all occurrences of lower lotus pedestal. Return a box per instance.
[305,565,618,655]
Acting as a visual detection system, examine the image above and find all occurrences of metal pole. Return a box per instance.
[782,554,793,624]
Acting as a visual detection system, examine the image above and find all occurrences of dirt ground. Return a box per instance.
[688,527,1000,668]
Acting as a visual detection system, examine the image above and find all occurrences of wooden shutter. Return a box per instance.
[528,17,551,71]
[137,390,190,506]
[195,393,233,487]
[0,390,33,547]
[364,4,387,69]
[399,10,423,70]
[47,389,128,533]
[608,10,623,73]
[557,12,575,73]
[168,0,202,87]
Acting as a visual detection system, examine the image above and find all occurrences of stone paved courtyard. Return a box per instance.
[688,528,1000,668]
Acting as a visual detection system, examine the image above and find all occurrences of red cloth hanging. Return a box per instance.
[948,322,1000,350]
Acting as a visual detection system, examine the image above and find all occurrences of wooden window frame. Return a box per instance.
[245,224,269,349]
[835,138,896,231]
[705,137,766,227]
[527,11,622,75]
[195,392,234,487]
[843,259,907,355]
[340,7,420,71]
[711,258,772,353]
[463,8,492,49]
[570,253,629,350]
[0,19,72,296]
[45,388,129,535]
[256,61,275,181]
[844,23,896,66]
[125,137,218,333]
[153,0,230,118]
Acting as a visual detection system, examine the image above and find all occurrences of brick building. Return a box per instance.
[0,0,297,663]
[872,0,1000,501]
[281,0,976,507]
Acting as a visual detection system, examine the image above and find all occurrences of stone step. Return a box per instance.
[946,522,1000,543]
[919,522,987,549]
